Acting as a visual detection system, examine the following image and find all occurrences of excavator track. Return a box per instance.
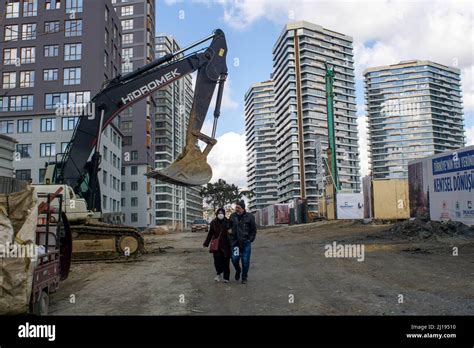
[71,222,145,262]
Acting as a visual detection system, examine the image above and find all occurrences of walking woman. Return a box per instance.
[203,207,231,283]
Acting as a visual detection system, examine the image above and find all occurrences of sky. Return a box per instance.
[155,0,474,189]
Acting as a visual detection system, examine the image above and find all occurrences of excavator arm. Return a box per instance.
[54,29,228,212]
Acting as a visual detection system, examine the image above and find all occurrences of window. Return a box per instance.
[104,52,108,69]
[105,7,109,21]
[123,33,133,44]
[103,195,107,209]
[44,21,60,33]
[62,117,78,130]
[103,170,107,185]
[122,62,133,74]
[122,48,133,60]
[131,182,138,190]
[16,144,32,158]
[41,118,56,132]
[23,0,38,16]
[131,213,138,223]
[43,91,90,109]
[61,142,69,153]
[5,25,19,41]
[20,71,35,88]
[39,168,46,183]
[104,29,109,46]
[63,67,81,85]
[45,0,61,10]
[121,5,133,16]
[121,198,125,207]
[17,119,32,133]
[131,151,138,160]
[0,96,33,111]
[121,182,125,191]
[3,48,18,65]
[43,69,59,81]
[121,19,133,30]
[40,143,56,157]
[2,72,16,89]
[20,47,35,64]
[131,197,138,206]
[22,23,37,40]
[6,2,20,18]
[131,166,138,175]
[113,25,117,40]
[43,92,75,108]
[121,121,132,131]
[0,121,14,134]
[44,45,59,57]
[66,0,83,13]
[15,170,31,181]
[64,43,82,60]
[68,91,90,104]
[65,20,82,37]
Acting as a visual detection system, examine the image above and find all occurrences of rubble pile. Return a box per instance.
[381,219,474,241]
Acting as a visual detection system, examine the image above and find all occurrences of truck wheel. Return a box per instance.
[33,290,49,316]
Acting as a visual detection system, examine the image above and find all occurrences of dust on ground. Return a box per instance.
[49,220,474,315]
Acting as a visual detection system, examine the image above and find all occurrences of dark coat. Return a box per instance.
[229,211,257,246]
[204,218,231,257]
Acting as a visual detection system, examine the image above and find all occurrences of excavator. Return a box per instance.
[33,29,228,261]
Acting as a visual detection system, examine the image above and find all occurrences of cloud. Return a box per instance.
[205,130,247,188]
[199,120,247,187]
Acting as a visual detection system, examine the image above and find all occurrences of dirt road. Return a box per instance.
[49,221,474,315]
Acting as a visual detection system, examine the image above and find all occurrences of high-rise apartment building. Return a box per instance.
[153,34,202,227]
[112,0,156,229]
[0,0,123,213]
[244,80,278,212]
[364,60,465,179]
[272,21,360,212]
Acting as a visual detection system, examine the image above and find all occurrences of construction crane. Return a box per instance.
[34,29,228,261]
[324,62,341,192]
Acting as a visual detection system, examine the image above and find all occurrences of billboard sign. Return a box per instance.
[274,204,290,224]
[336,193,364,219]
[430,148,474,225]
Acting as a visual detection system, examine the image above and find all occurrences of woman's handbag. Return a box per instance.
[209,231,222,253]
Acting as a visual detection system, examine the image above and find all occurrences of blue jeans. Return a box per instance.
[231,240,251,280]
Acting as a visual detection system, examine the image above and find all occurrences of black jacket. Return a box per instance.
[229,211,257,245]
[204,218,231,257]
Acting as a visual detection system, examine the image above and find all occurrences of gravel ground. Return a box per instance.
[49,220,474,315]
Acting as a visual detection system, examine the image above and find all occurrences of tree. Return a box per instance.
[200,179,253,211]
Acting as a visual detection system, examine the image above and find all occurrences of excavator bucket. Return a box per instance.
[147,128,217,186]
[147,144,212,186]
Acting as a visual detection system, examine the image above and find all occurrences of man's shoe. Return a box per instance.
[214,274,221,282]
[223,279,229,283]
[235,271,241,281]
[241,279,247,284]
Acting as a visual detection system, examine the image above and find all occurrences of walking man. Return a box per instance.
[229,200,257,284]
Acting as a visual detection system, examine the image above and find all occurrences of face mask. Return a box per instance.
[217,214,224,220]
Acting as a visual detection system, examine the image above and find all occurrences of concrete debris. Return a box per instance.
[380,219,474,241]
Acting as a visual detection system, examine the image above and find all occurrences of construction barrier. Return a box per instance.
[372,179,410,220]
